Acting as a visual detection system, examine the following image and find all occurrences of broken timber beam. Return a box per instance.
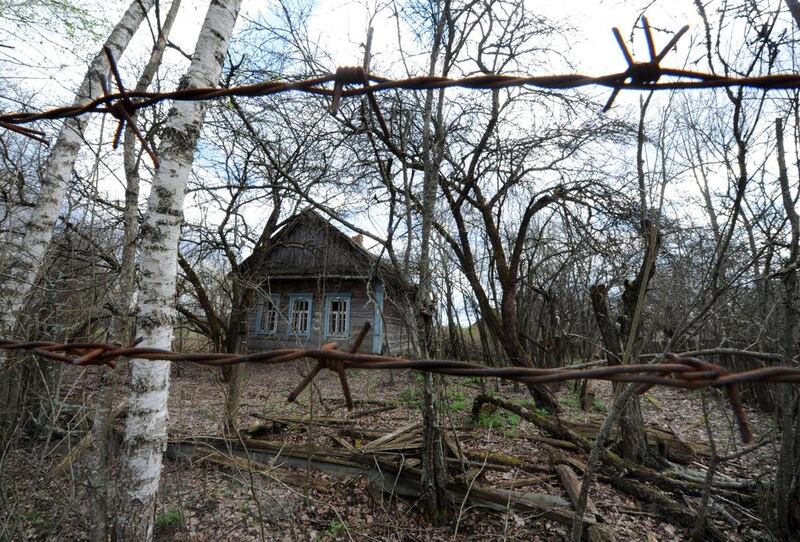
[166,436,596,528]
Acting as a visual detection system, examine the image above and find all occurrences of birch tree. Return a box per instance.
[0,0,155,336]
[115,0,243,539]
[87,3,183,540]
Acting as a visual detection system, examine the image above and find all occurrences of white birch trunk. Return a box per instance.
[88,3,183,541]
[115,1,242,539]
[0,0,155,337]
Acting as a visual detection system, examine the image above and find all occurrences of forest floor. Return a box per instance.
[2,360,779,541]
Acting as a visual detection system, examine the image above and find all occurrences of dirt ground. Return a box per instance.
[1,360,778,541]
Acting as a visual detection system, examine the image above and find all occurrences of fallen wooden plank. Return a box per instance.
[445,457,523,473]
[611,476,726,542]
[350,404,398,419]
[339,424,479,443]
[555,464,599,516]
[461,448,525,467]
[494,488,571,512]
[471,394,754,507]
[545,444,588,473]
[199,452,330,491]
[563,419,707,463]
[250,413,355,426]
[365,440,422,452]
[494,475,549,489]
[166,436,596,528]
[338,426,389,442]
[330,434,354,449]
[451,484,590,524]
[554,465,615,541]
[360,421,420,449]
[521,434,579,450]
[168,437,369,479]
[444,436,461,459]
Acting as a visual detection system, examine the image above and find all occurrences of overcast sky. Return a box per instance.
[1,0,789,248]
[3,0,705,111]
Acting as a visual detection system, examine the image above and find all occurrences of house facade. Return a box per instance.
[241,210,415,355]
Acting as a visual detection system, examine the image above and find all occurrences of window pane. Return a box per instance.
[291,298,311,334]
[266,301,277,332]
[327,297,349,336]
[258,298,279,334]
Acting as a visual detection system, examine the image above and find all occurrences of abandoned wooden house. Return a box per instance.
[241,209,415,355]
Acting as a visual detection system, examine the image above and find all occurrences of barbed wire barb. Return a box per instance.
[102,46,159,167]
[603,17,690,111]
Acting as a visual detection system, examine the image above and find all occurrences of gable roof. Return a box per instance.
[241,209,409,289]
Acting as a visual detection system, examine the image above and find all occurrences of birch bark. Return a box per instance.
[88,3,182,541]
[0,0,155,336]
[115,1,242,539]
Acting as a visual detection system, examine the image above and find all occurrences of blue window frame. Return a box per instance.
[255,294,280,335]
[287,293,313,337]
[323,293,352,339]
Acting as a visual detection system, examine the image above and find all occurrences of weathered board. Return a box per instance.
[247,277,380,352]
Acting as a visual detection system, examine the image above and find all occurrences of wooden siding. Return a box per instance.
[257,215,377,277]
[246,277,413,354]
[380,297,415,355]
[242,210,417,355]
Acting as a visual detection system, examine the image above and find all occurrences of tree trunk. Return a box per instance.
[586,94,664,467]
[590,281,661,467]
[487,288,558,411]
[421,371,448,521]
[221,205,283,425]
[224,317,248,433]
[769,117,800,539]
[412,0,450,521]
[0,0,155,337]
[115,2,242,540]
[0,0,156,434]
[88,4,182,540]
[618,269,659,465]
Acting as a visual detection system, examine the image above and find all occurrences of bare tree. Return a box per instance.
[768,116,800,540]
[0,0,155,338]
[115,1,243,539]
[87,3,182,540]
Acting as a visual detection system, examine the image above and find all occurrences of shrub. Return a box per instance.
[448,390,467,411]
[324,520,347,539]
[399,386,421,407]
[154,507,184,531]
[475,408,520,430]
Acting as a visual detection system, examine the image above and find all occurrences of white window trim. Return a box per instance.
[324,293,352,339]
[287,293,313,337]
[255,294,280,335]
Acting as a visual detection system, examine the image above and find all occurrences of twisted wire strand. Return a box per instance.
[1,334,794,442]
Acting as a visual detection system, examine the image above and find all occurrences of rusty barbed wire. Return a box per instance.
[1,321,797,443]
[3,17,800,156]
[0,18,796,445]
[101,46,160,168]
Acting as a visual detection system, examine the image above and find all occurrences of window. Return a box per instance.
[288,294,313,336]
[324,294,351,338]
[256,295,279,335]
